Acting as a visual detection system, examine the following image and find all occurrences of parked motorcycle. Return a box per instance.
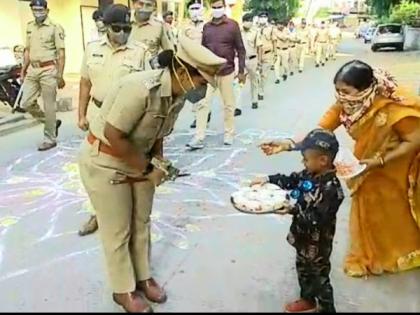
[0,64,25,113]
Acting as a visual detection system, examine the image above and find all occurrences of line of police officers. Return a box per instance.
[19,0,341,312]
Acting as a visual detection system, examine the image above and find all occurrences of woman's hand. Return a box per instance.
[250,176,268,187]
[360,158,381,174]
[259,139,294,156]
[146,168,166,187]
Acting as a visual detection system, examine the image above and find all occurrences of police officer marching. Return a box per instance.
[296,18,310,73]
[20,0,65,151]
[77,4,147,237]
[315,21,329,67]
[78,35,226,313]
[256,12,274,101]
[273,20,290,84]
[287,20,299,77]
[129,0,174,68]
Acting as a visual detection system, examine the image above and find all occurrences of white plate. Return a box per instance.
[337,164,367,179]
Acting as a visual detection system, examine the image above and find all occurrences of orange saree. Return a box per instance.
[319,88,420,276]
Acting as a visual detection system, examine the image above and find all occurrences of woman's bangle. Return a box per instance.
[378,156,385,167]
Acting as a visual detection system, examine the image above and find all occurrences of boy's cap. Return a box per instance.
[295,129,339,158]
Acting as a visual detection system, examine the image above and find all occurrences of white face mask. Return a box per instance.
[259,17,268,25]
[212,7,225,19]
[189,5,203,22]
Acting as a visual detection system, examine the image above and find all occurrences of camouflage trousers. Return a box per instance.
[296,251,336,313]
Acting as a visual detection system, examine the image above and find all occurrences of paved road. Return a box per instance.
[0,39,419,312]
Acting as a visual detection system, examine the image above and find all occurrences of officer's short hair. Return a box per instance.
[187,0,201,9]
[242,13,253,22]
[92,9,103,21]
[163,11,173,19]
[30,0,47,8]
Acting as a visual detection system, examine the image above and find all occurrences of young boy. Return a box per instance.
[252,128,344,313]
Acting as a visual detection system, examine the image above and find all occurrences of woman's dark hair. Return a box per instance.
[157,50,200,76]
[333,60,375,91]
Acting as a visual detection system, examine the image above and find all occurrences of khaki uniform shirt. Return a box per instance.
[316,28,330,43]
[297,26,310,44]
[273,28,289,50]
[180,20,205,43]
[288,29,299,47]
[257,25,275,53]
[80,37,147,102]
[164,23,178,46]
[129,18,174,60]
[25,17,65,62]
[241,28,259,57]
[329,27,341,40]
[90,69,184,170]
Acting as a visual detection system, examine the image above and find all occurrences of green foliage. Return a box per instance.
[315,7,330,18]
[244,0,301,21]
[390,0,420,25]
[367,0,401,17]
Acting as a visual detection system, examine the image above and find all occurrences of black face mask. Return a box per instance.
[185,84,207,103]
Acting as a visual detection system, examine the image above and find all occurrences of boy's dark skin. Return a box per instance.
[252,148,344,313]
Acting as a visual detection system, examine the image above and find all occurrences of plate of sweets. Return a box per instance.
[334,148,366,179]
[230,183,290,215]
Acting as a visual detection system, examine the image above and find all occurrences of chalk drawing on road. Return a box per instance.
[0,129,292,281]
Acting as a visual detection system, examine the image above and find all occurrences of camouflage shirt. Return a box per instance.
[268,170,344,259]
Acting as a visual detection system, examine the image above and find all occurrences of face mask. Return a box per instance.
[108,30,130,46]
[189,7,203,22]
[185,84,208,103]
[259,17,268,25]
[212,8,225,19]
[135,9,152,22]
[96,21,106,32]
[33,11,47,23]
[243,22,252,30]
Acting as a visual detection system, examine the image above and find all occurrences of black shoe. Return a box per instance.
[282,75,288,81]
[207,112,211,123]
[290,72,294,76]
[326,58,329,61]
[299,70,303,73]
[234,108,242,117]
[55,119,62,137]
[270,65,275,71]
[190,120,196,129]
[321,63,325,67]
[275,79,280,84]
[315,64,319,68]
[252,103,258,109]
[258,95,264,101]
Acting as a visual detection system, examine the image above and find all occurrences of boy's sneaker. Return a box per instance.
[284,299,317,313]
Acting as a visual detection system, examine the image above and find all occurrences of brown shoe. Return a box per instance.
[285,299,317,313]
[78,215,98,236]
[37,142,57,151]
[137,278,167,304]
[112,292,153,313]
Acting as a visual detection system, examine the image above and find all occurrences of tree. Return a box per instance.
[244,0,301,21]
[367,0,420,17]
[390,0,420,25]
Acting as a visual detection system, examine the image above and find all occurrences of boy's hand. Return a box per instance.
[250,176,268,187]
[275,207,290,215]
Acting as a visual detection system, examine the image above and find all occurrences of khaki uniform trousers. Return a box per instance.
[245,57,259,104]
[328,39,339,59]
[274,48,289,80]
[316,42,328,65]
[258,52,273,97]
[78,140,154,293]
[297,43,308,71]
[289,46,299,73]
[195,72,235,141]
[20,65,58,144]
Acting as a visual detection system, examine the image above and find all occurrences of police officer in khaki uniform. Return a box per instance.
[163,11,178,47]
[296,18,310,73]
[77,4,147,237]
[315,21,329,67]
[328,22,342,60]
[179,0,211,129]
[287,21,299,76]
[78,35,225,312]
[129,0,174,68]
[241,13,259,109]
[257,12,274,101]
[273,21,290,84]
[20,0,65,151]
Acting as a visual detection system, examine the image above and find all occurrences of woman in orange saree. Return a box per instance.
[261,60,420,277]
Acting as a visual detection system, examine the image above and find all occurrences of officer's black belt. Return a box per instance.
[264,50,272,54]
[248,55,257,60]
